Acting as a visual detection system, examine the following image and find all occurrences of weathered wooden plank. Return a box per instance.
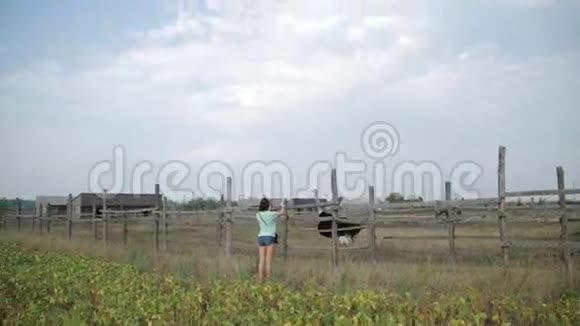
[4,214,50,220]
[92,204,98,241]
[498,146,509,264]
[101,207,157,214]
[16,198,22,231]
[122,204,128,246]
[67,194,73,240]
[217,194,224,248]
[374,198,498,210]
[338,245,370,251]
[157,209,220,215]
[37,203,43,233]
[38,217,62,222]
[383,235,559,241]
[506,205,562,211]
[505,188,580,198]
[557,167,573,285]
[331,168,339,267]
[446,182,456,261]
[288,199,343,210]
[384,236,450,240]
[124,216,158,223]
[225,177,233,257]
[510,240,580,249]
[154,184,160,252]
[368,185,377,263]
[237,199,342,212]
[288,245,330,251]
[162,197,168,250]
[32,204,39,232]
[375,219,450,227]
[282,199,289,261]
[374,208,437,215]
[102,190,109,245]
[46,204,52,233]
[42,214,67,219]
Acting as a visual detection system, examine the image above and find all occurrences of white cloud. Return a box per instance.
[2,5,426,133]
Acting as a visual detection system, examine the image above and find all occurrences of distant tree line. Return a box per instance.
[0,198,36,214]
[384,193,423,203]
[0,198,10,215]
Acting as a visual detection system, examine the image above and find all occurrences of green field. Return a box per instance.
[1,243,579,325]
[1,211,579,325]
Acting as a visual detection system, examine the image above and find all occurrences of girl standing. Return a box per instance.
[256,197,285,282]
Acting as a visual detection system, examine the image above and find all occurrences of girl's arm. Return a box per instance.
[274,200,286,218]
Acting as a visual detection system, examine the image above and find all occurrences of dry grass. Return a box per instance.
[1,215,578,306]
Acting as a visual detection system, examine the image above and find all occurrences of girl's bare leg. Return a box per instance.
[265,244,275,280]
[258,246,266,283]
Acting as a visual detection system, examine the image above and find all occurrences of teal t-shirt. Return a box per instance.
[256,211,277,237]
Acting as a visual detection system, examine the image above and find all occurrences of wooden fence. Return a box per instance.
[1,146,579,283]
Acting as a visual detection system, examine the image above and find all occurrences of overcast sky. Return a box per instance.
[1,0,579,201]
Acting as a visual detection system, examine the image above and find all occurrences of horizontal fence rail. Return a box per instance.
[505,188,580,198]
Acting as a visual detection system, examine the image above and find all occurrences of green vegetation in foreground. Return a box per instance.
[0,244,578,325]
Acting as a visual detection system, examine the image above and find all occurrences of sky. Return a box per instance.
[1,0,580,202]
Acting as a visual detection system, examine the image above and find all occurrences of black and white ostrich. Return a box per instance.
[316,208,364,247]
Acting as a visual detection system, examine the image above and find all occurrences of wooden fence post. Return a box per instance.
[67,194,73,240]
[32,203,39,232]
[102,190,108,245]
[38,203,43,234]
[331,168,339,267]
[154,184,160,252]
[121,204,128,246]
[497,146,509,264]
[445,182,456,261]
[217,194,224,248]
[444,182,452,201]
[92,204,97,240]
[368,186,377,264]
[162,197,168,250]
[224,177,233,257]
[282,199,289,261]
[557,166,573,285]
[16,198,22,231]
[46,204,52,233]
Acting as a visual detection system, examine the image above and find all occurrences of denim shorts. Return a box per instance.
[257,236,276,247]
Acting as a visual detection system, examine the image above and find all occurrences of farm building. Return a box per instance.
[72,193,160,218]
[35,196,68,217]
